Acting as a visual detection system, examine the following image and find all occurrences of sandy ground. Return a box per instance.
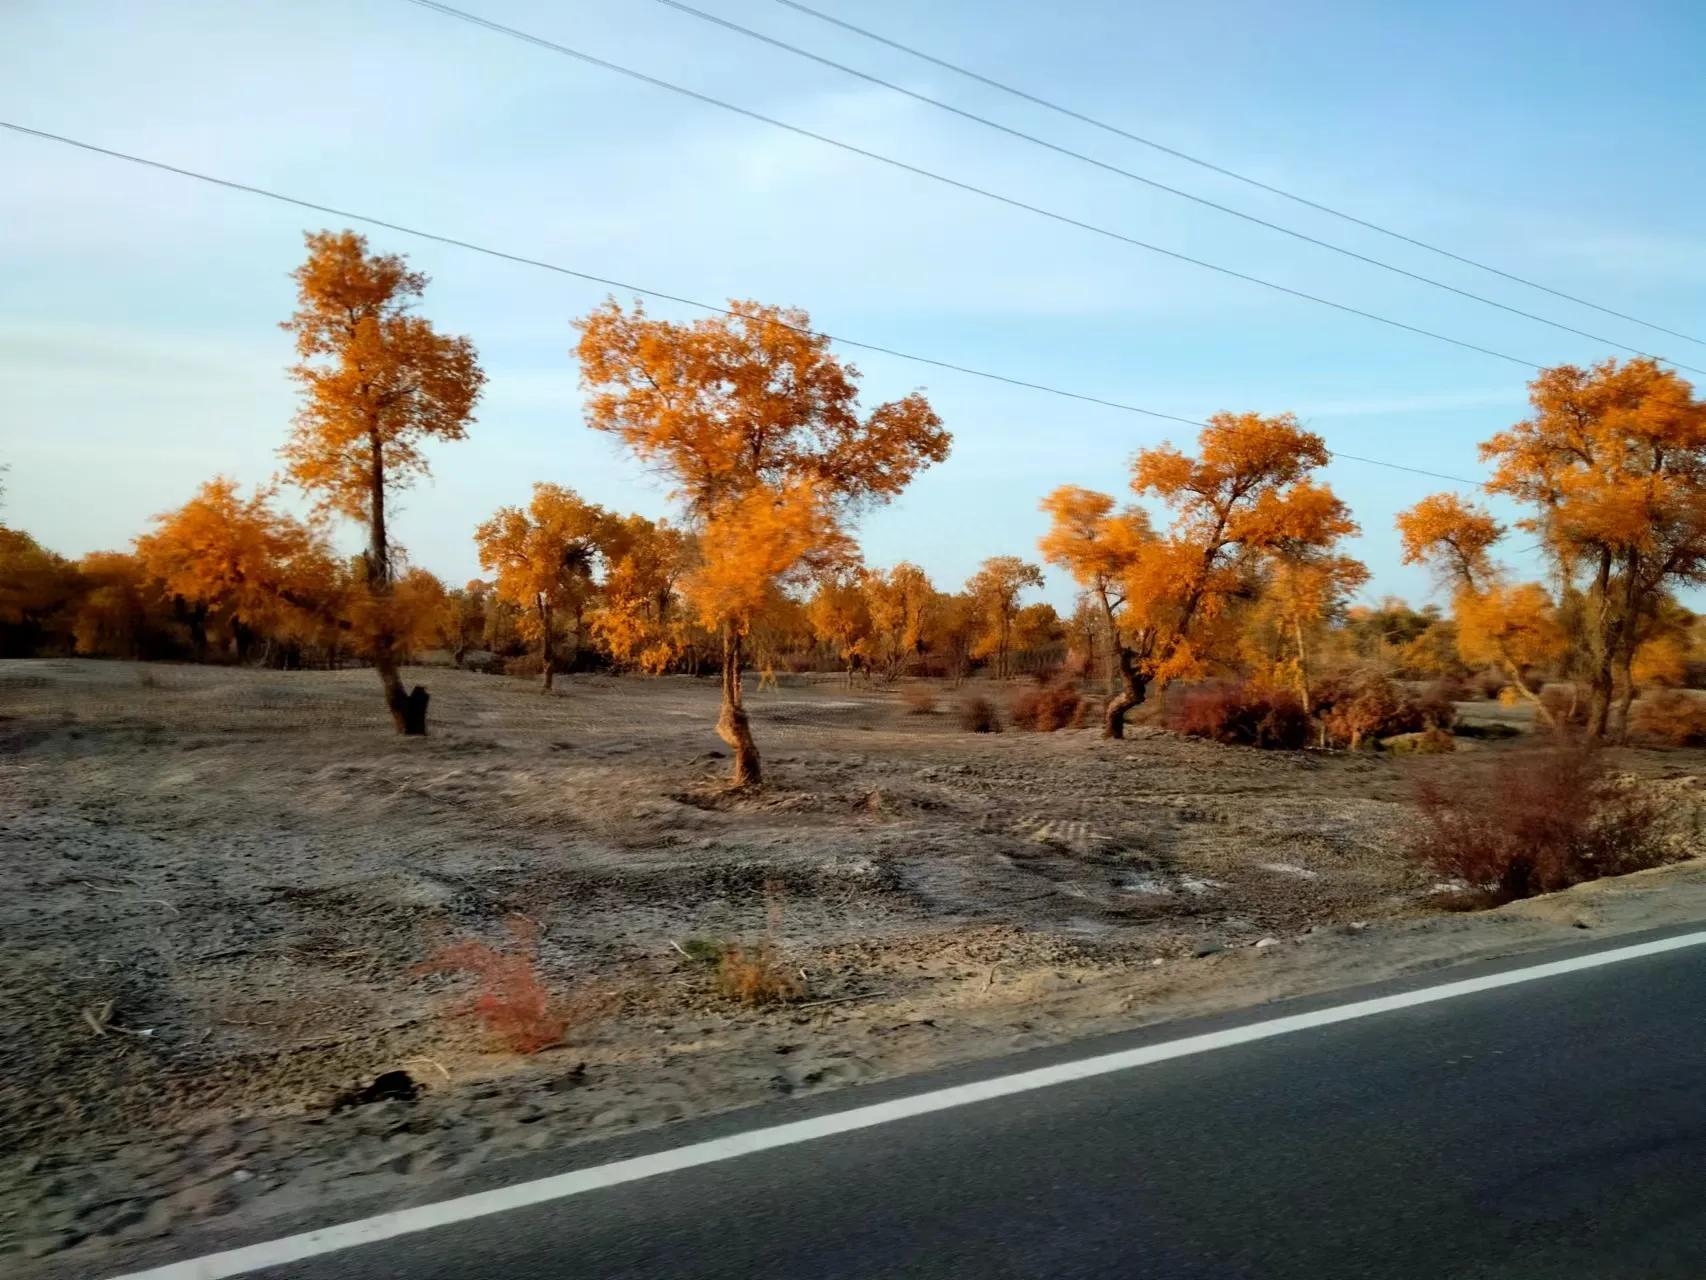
[4,659,1705,1273]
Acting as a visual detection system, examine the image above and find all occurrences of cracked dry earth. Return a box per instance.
[6,659,1698,1275]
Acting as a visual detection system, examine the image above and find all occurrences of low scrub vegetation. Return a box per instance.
[1409,747,1671,905]
[1168,683,1311,749]
[415,918,567,1054]
[1630,690,1706,747]
[959,696,1001,733]
[1010,681,1087,732]
[716,940,805,1007]
[1316,670,1454,750]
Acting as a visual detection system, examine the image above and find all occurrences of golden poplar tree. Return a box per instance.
[576,298,949,784]
[280,230,485,734]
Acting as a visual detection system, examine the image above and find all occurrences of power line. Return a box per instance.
[770,0,1706,354]
[0,120,1488,491]
[653,0,1703,377]
[396,0,1548,373]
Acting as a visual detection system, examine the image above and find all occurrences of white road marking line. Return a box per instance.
[108,927,1706,1280]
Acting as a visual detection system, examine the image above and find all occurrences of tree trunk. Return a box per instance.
[537,599,555,693]
[1502,658,1558,732]
[1102,651,1146,740]
[366,431,427,735]
[1584,666,1614,740]
[376,656,430,735]
[1293,617,1312,714]
[1614,650,1637,744]
[718,623,761,786]
[1582,549,1615,741]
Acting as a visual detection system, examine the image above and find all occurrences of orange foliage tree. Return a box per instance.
[1480,358,1706,738]
[71,551,167,660]
[924,590,979,685]
[1038,486,1155,735]
[475,484,608,692]
[1045,413,1358,735]
[575,298,949,784]
[1255,554,1370,711]
[1396,491,1565,726]
[0,527,79,657]
[280,229,485,734]
[590,514,695,674]
[134,477,333,663]
[807,572,872,685]
[966,556,1043,680]
[862,562,934,680]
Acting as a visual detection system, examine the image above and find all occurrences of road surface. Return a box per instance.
[121,928,1706,1279]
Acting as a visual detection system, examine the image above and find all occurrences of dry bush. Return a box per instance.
[1169,683,1310,749]
[415,917,567,1054]
[902,685,938,716]
[1410,747,1670,904]
[1317,670,1453,749]
[959,696,1001,733]
[1472,668,1506,700]
[1011,681,1087,732]
[1428,674,1472,703]
[1630,690,1706,747]
[1540,683,1588,727]
[717,940,804,1006]
[1384,725,1457,755]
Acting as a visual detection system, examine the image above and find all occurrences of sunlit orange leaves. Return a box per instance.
[1396,493,1503,589]
[575,299,948,521]
[281,231,485,526]
[134,477,332,639]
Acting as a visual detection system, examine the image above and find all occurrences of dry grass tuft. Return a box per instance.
[716,940,805,1006]
[1410,746,1671,905]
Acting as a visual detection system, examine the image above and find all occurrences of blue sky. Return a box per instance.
[5,0,1704,611]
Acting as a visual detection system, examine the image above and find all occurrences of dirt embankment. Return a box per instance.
[3,659,1703,1272]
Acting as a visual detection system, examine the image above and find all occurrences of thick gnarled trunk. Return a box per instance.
[717,623,762,786]
[1102,646,1146,739]
[377,656,430,735]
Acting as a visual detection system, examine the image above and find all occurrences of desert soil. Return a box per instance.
[4,658,1705,1275]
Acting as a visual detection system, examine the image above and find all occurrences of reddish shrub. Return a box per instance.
[1630,690,1706,747]
[1169,683,1310,749]
[959,696,1001,733]
[1410,747,1669,904]
[416,917,566,1054]
[1011,682,1087,732]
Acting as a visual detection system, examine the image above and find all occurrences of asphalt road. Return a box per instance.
[194,936,1706,1279]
